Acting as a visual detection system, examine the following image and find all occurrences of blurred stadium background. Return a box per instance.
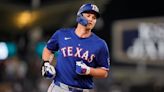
[0,0,164,92]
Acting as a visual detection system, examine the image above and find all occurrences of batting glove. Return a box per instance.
[42,61,56,79]
[76,61,90,75]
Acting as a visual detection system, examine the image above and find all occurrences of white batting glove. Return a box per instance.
[76,61,90,75]
[42,61,56,79]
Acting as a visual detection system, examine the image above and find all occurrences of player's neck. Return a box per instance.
[75,24,92,38]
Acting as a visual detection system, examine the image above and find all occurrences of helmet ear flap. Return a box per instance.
[76,14,88,26]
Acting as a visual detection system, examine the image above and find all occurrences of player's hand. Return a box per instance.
[42,61,56,79]
[76,60,90,75]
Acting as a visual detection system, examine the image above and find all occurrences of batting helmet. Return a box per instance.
[76,3,100,26]
[77,3,100,18]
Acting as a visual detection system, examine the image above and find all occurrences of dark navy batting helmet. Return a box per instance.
[76,3,100,26]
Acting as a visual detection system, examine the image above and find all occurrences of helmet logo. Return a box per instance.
[91,4,99,12]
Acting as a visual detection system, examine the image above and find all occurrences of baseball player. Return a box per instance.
[41,3,110,92]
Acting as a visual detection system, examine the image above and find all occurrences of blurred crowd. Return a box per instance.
[0,55,51,92]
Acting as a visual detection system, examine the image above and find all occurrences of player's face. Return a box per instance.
[83,12,97,30]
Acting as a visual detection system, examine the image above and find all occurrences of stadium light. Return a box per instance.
[15,10,38,28]
[16,11,32,28]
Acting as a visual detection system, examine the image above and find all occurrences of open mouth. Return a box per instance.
[88,23,92,25]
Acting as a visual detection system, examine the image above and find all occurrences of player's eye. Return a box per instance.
[86,14,90,17]
[83,13,96,20]
[92,16,96,20]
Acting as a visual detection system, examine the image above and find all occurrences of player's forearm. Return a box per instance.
[89,67,108,78]
[42,47,54,62]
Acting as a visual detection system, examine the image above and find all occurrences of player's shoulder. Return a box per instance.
[92,33,108,47]
[92,33,105,43]
[56,27,74,33]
